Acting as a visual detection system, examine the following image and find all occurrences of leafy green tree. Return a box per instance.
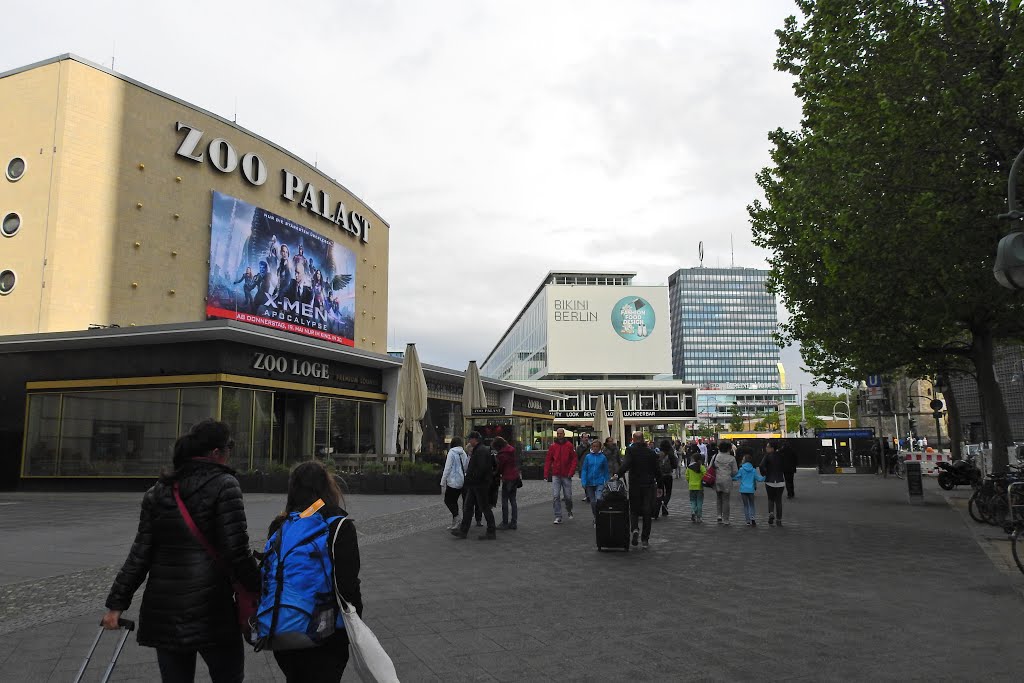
[755,411,782,431]
[750,0,1024,471]
[786,405,826,434]
[728,406,745,432]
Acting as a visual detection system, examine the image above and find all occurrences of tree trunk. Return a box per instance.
[942,377,963,461]
[971,329,1012,473]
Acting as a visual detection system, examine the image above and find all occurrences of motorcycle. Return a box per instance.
[936,456,981,490]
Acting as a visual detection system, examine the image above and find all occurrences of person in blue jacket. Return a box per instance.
[732,449,766,527]
[580,439,610,523]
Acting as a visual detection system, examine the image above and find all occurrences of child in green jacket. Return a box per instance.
[684,455,707,523]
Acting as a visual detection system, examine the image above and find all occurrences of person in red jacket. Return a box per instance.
[545,428,578,524]
[494,437,520,530]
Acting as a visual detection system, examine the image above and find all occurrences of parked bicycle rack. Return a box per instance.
[1008,481,1024,524]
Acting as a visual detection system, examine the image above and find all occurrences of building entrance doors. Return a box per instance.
[271,391,315,466]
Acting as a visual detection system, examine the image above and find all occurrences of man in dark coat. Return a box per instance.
[452,431,497,540]
[617,431,661,549]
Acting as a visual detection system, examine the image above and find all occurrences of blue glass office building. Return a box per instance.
[667,267,781,387]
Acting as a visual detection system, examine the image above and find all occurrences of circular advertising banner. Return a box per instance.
[611,296,655,340]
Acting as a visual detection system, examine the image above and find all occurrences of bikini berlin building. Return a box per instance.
[0,55,555,488]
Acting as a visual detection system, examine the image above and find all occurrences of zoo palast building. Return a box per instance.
[0,54,555,488]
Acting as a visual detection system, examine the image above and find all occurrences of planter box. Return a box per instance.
[237,473,289,494]
[411,473,438,494]
[361,474,388,494]
[385,474,412,494]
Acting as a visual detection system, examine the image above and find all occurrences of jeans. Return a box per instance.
[156,638,244,683]
[501,479,518,525]
[740,492,756,522]
[584,484,605,519]
[784,471,795,497]
[766,485,784,519]
[273,631,350,683]
[629,485,655,541]
[444,485,462,517]
[716,489,731,521]
[552,476,574,520]
[689,489,704,517]
[661,476,674,508]
[460,485,495,532]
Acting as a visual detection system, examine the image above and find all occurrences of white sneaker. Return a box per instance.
[553,518,561,524]
[568,511,574,520]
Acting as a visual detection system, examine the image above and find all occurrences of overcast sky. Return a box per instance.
[2,0,825,391]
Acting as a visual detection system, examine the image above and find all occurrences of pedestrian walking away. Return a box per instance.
[712,440,738,525]
[782,440,797,498]
[545,428,578,524]
[684,453,707,522]
[580,439,610,522]
[102,419,260,683]
[260,461,363,683]
[494,437,520,530]
[657,439,679,516]
[440,438,470,529]
[452,431,497,539]
[603,436,623,477]
[733,448,766,526]
[576,433,593,502]
[617,431,661,549]
[761,439,787,527]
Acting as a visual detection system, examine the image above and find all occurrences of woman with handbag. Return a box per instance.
[264,461,364,683]
[712,439,739,525]
[102,419,260,683]
[440,437,470,529]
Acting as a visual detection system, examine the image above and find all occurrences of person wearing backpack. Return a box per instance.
[683,453,707,523]
[259,460,362,682]
[711,440,739,525]
[102,420,260,683]
[657,439,679,516]
[440,438,471,529]
[451,431,497,539]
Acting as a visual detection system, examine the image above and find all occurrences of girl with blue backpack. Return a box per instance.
[258,461,362,682]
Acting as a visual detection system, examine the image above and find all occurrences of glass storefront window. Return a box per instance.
[252,390,273,472]
[23,394,60,476]
[330,398,357,455]
[59,389,179,476]
[180,387,219,434]
[358,402,382,455]
[222,388,255,471]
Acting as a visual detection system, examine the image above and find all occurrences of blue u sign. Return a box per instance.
[867,375,882,388]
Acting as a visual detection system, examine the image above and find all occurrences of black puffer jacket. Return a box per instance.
[106,461,260,650]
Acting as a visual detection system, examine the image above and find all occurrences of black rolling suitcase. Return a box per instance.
[596,480,630,551]
[72,618,135,683]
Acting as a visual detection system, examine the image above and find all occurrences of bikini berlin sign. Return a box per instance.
[174,122,371,244]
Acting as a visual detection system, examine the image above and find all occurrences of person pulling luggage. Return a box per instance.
[617,431,660,549]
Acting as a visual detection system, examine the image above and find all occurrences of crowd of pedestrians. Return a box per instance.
[441,427,799,548]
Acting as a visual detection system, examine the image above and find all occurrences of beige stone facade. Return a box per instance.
[0,55,388,351]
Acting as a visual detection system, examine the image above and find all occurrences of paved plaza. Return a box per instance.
[2,471,1023,681]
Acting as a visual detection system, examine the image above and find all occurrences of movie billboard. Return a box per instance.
[206,191,357,346]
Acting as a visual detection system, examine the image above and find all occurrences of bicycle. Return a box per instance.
[1005,481,1024,575]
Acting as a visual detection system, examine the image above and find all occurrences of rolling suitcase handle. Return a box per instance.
[72,617,136,683]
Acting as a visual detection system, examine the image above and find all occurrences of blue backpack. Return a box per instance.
[255,507,346,651]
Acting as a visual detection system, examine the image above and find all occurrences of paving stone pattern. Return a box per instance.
[1,474,1023,681]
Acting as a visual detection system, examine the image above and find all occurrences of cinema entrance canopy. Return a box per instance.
[0,321,558,488]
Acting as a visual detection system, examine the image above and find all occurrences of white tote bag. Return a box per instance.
[333,519,400,683]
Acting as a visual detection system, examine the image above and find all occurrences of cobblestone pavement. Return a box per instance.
[2,473,1023,681]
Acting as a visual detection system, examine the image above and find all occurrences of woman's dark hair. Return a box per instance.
[189,419,232,456]
[492,437,507,450]
[766,439,782,452]
[171,434,196,470]
[450,437,463,448]
[718,439,733,453]
[658,439,672,454]
[280,461,343,516]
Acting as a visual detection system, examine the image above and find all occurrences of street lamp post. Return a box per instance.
[995,143,1024,288]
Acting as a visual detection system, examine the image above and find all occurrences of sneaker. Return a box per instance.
[691,513,696,523]
[476,520,483,527]
[510,524,517,530]
[745,521,751,526]
[631,530,639,546]
[583,496,590,503]
[751,519,757,527]
[776,520,783,527]
[553,518,561,525]
[496,523,510,531]
[450,529,468,539]
[662,504,669,516]
[642,540,649,549]
[568,511,574,520]
[768,515,775,526]
[717,516,723,524]
[697,516,703,523]
[724,520,731,526]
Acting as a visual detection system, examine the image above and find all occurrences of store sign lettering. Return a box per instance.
[553,299,597,322]
[175,122,369,244]
[551,409,694,419]
[252,352,329,379]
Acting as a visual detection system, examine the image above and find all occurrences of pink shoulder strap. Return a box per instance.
[173,482,223,568]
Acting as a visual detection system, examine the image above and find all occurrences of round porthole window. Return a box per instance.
[2,213,20,237]
[5,157,26,182]
[0,270,16,295]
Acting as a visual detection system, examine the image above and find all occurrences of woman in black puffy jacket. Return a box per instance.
[102,419,260,682]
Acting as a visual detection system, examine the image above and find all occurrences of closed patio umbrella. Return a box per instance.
[462,360,488,423]
[396,343,428,460]
[612,399,626,452]
[592,394,609,442]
